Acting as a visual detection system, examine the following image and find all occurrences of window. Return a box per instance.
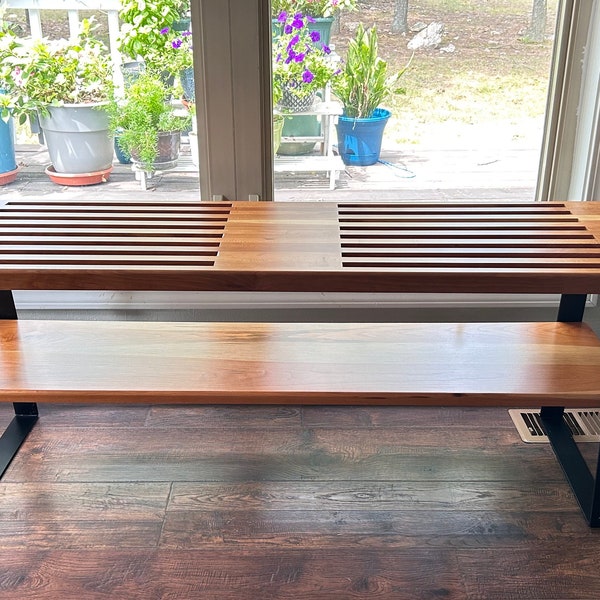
[193,0,600,203]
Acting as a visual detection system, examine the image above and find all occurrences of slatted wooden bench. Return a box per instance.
[2,199,600,525]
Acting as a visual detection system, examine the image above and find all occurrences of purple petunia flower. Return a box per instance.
[322,44,331,54]
[306,15,316,23]
[278,11,287,22]
[302,69,314,84]
[287,34,300,50]
[309,31,321,43]
[284,24,293,34]
[172,39,182,49]
[182,31,192,37]
[160,27,170,34]
[292,16,304,29]
[294,52,306,63]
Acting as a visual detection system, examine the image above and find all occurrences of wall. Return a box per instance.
[17,301,600,337]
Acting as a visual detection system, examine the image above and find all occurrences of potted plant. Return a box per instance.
[272,10,339,156]
[332,24,411,166]
[0,18,115,181]
[272,8,344,155]
[109,72,191,173]
[273,12,338,112]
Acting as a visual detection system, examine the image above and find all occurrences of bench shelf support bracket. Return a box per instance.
[0,291,39,479]
[541,293,600,527]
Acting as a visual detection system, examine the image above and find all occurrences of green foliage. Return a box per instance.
[332,24,410,119]
[0,18,113,123]
[117,0,188,61]
[108,72,190,169]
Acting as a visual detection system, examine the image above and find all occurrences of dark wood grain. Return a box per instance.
[2,424,565,483]
[0,405,599,598]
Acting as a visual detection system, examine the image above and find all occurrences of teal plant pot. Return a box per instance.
[121,61,145,87]
[180,67,195,102]
[0,112,16,174]
[336,108,391,166]
[114,135,131,164]
[172,17,191,32]
[277,113,321,156]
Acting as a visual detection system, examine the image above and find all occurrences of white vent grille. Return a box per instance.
[509,409,600,443]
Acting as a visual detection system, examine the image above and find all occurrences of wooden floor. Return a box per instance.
[2,142,538,202]
[1,403,599,599]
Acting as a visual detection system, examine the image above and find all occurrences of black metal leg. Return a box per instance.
[540,407,600,526]
[0,407,38,479]
[540,293,600,526]
[0,289,17,320]
[0,291,39,479]
[556,293,587,322]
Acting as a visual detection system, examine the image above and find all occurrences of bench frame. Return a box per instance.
[2,200,600,526]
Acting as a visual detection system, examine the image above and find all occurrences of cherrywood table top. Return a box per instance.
[2,200,600,293]
[2,320,600,406]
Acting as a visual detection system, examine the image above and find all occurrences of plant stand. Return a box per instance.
[131,163,176,190]
[274,99,344,190]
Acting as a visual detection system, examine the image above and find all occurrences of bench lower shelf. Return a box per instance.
[1,320,599,406]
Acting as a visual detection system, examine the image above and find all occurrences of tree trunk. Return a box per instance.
[392,0,409,35]
[526,0,547,42]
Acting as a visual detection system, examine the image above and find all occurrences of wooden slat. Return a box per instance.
[0,245,220,252]
[342,240,600,247]
[1,320,600,406]
[342,248,600,257]
[337,202,569,209]
[340,231,595,239]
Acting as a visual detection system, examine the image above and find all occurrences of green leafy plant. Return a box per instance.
[0,18,113,123]
[332,24,411,118]
[155,26,193,76]
[272,12,338,105]
[117,0,188,62]
[271,0,356,18]
[108,72,190,169]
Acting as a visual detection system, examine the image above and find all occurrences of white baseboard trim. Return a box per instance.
[12,291,596,311]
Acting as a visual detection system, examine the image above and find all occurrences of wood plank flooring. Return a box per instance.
[0,403,599,599]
